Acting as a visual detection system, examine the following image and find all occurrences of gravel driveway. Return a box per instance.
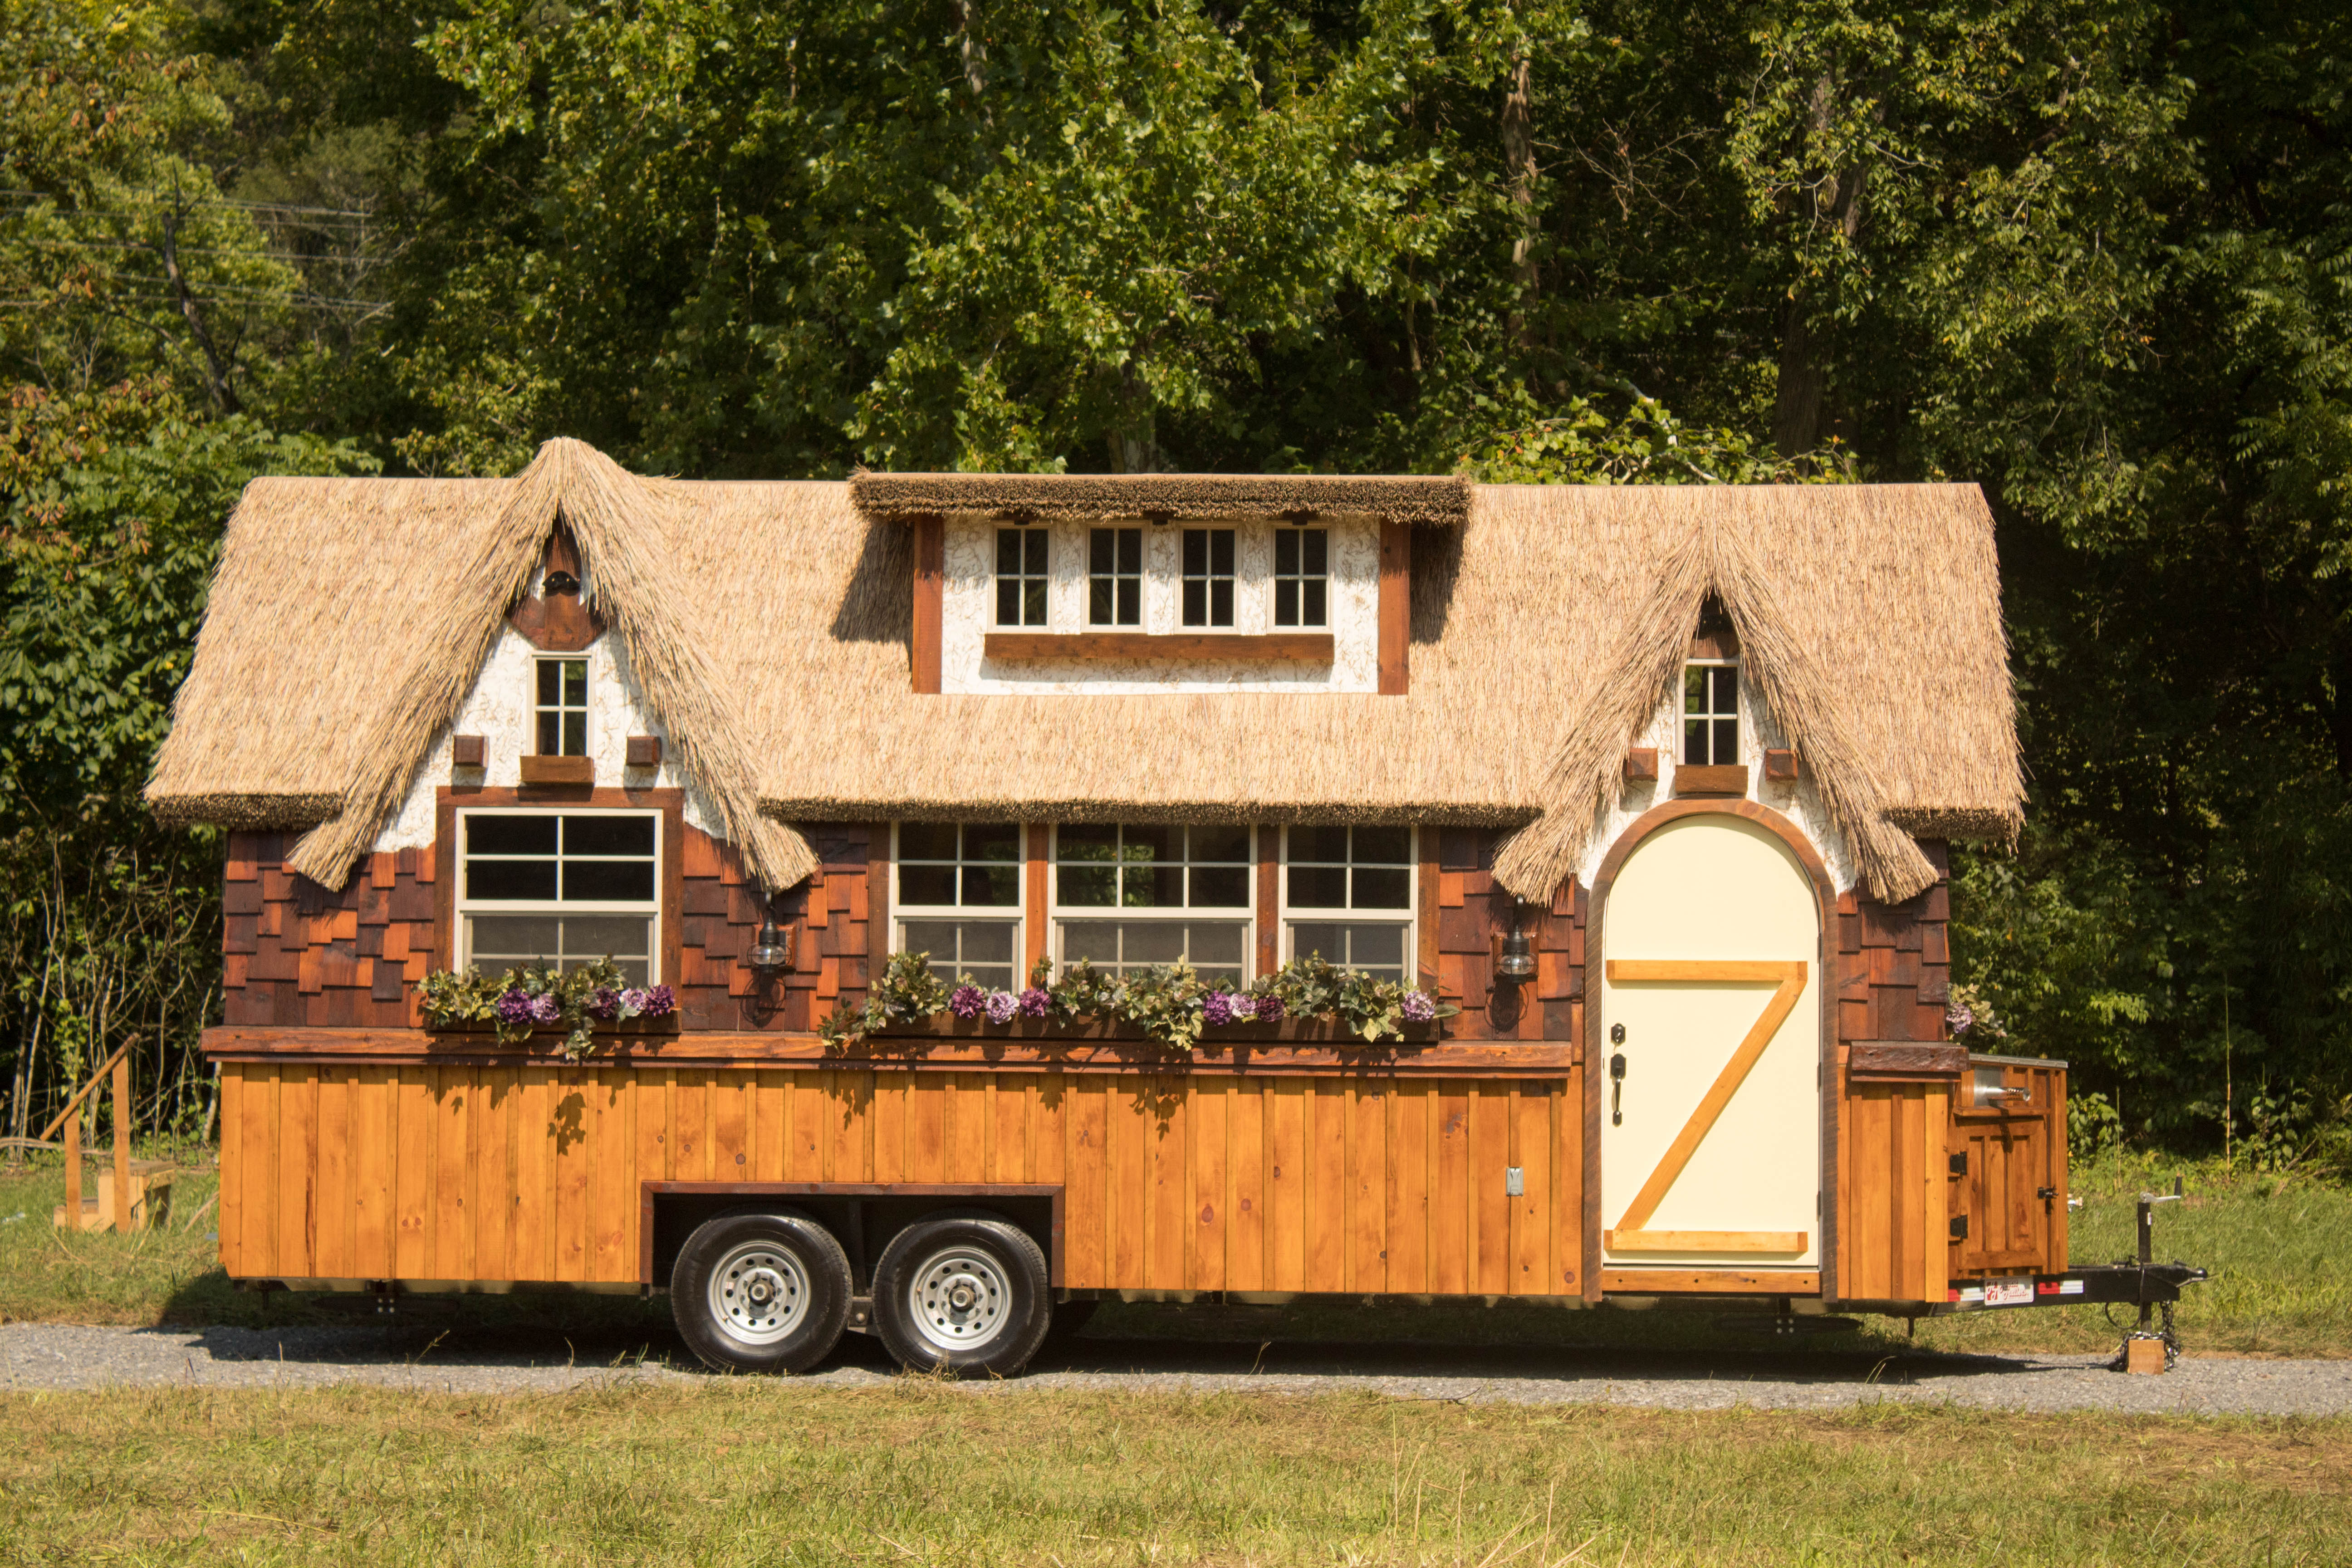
[5,1321,2348,1415]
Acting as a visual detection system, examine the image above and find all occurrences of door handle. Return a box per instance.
[1610,1051,1627,1126]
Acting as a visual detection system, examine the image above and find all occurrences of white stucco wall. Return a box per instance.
[939,517,1382,693]
[1576,667,1859,894]
[373,604,723,853]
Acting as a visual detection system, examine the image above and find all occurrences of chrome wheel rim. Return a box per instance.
[906,1245,1013,1352]
[708,1239,810,1347]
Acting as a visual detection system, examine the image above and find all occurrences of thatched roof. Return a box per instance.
[149,442,2021,901]
[850,471,1471,524]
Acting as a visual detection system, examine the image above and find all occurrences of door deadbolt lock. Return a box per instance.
[1609,1022,1626,1045]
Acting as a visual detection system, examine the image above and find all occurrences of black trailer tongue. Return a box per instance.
[1945,1191,2209,1370]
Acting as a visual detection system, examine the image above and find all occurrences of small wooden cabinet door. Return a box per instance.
[1949,1063,2065,1275]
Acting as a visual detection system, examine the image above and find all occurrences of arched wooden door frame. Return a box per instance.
[1582,799,1841,1305]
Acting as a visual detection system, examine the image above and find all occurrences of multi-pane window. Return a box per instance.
[1283,825,1414,981]
[459,811,659,985]
[1683,663,1740,765]
[1274,527,1328,627]
[1088,528,1142,627]
[895,823,1022,990]
[1054,824,1251,983]
[536,658,588,756]
[994,527,1049,628]
[1181,528,1236,628]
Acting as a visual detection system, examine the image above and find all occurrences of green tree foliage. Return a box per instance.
[2,0,2349,1151]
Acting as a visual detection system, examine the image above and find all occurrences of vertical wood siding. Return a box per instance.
[218,1063,1583,1296]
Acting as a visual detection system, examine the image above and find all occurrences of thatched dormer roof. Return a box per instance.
[147,440,2021,902]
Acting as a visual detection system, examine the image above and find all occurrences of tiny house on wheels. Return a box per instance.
[147,441,2198,1376]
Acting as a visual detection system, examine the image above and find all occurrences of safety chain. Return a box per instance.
[2108,1299,2180,1372]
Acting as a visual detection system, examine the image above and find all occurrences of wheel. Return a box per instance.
[871,1213,1052,1377]
[670,1208,851,1374]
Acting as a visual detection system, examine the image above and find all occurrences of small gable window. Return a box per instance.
[1181,527,1236,627]
[994,526,1049,627]
[536,657,588,756]
[1088,527,1142,626]
[1274,526,1328,627]
[1683,663,1740,765]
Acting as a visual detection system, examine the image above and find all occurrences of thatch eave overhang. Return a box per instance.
[848,471,1472,526]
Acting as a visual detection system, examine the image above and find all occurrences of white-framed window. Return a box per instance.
[894,822,1024,990]
[1683,662,1740,765]
[457,808,661,985]
[1283,825,1414,982]
[994,527,1049,628]
[1052,823,1251,984]
[1181,527,1236,628]
[1088,527,1142,626]
[1274,526,1328,627]
[535,657,589,756]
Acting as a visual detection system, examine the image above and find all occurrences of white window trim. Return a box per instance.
[1279,824,1418,978]
[534,654,592,757]
[991,526,1050,630]
[1178,524,1242,634]
[1047,823,1257,979]
[890,823,1027,969]
[1682,657,1741,766]
[1085,525,1146,628]
[454,806,664,983]
[1270,523,1331,630]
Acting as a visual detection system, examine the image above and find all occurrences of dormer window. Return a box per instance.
[1683,663,1739,765]
[1088,527,1142,626]
[995,527,1049,627]
[1274,526,1328,627]
[536,657,588,756]
[1181,528,1236,627]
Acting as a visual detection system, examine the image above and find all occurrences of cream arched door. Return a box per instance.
[1597,813,1822,1276]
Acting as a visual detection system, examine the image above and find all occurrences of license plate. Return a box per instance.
[1984,1278,2034,1307]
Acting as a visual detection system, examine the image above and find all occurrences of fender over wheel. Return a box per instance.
[670,1208,852,1374]
[872,1213,1052,1377]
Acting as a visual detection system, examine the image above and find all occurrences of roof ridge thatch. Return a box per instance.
[850,470,1471,524]
[278,439,817,892]
[1490,505,1940,906]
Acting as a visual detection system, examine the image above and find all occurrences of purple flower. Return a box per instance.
[1402,990,1436,1023]
[1202,991,1234,1027]
[949,983,986,1019]
[619,986,651,1016]
[985,990,1019,1024]
[529,992,562,1025]
[1252,993,1286,1024]
[1017,987,1051,1018]
[642,985,676,1018]
[1945,1002,1974,1037]
[495,988,538,1026]
[1227,992,1257,1022]
[588,987,622,1022]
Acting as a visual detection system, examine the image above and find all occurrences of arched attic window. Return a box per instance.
[1683,596,1740,766]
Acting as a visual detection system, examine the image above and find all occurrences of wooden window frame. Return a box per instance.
[1087,526,1145,627]
[1179,526,1238,630]
[1681,658,1740,767]
[534,654,591,758]
[435,786,686,994]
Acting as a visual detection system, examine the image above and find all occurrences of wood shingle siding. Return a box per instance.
[222,835,436,1028]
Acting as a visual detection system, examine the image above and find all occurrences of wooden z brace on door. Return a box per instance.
[1602,960,1810,1254]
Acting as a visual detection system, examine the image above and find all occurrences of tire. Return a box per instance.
[872,1213,1052,1377]
[670,1208,851,1374]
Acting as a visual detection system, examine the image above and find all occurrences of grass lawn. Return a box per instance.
[3,1145,2348,1357]
[4,1384,2349,1565]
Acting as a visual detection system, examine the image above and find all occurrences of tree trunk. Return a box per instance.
[1500,54,1538,349]
[1771,73,1870,461]
[1106,361,1156,474]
